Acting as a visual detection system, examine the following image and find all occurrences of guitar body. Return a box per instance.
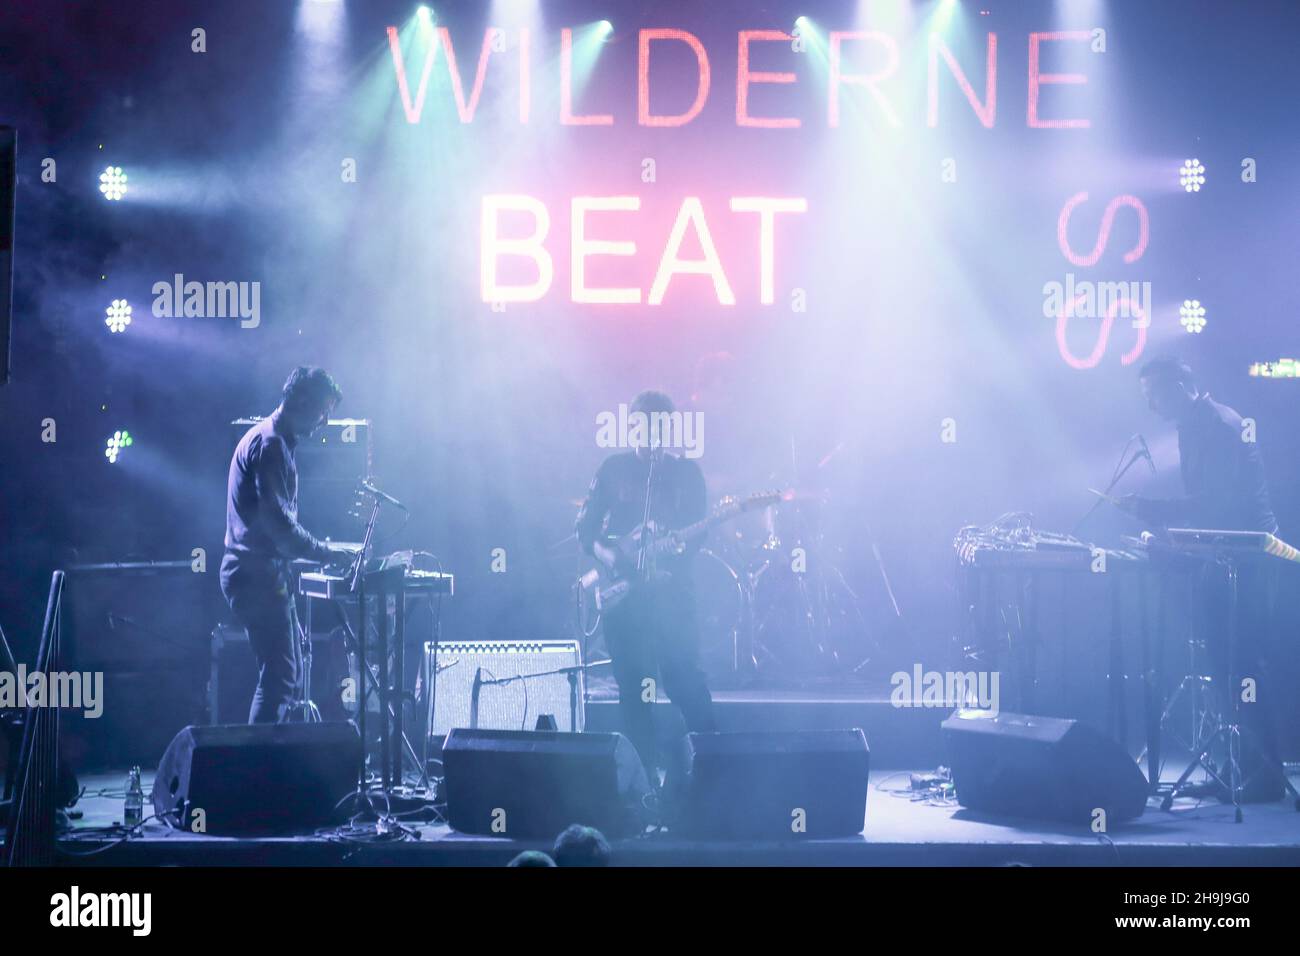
[589,524,679,612]
[579,491,783,614]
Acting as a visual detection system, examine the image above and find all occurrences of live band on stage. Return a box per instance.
[211,357,1298,827]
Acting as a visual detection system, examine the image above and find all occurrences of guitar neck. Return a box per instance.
[672,505,749,543]
[609,496,776,558]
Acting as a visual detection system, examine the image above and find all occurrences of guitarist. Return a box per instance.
[576,390,716,776]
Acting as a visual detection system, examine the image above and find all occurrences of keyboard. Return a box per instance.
[299,569,454,600]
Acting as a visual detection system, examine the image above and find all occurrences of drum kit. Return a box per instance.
[693,490,883,684]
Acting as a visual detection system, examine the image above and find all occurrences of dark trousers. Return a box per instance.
[603,580,715,775]
[220,553,300,724]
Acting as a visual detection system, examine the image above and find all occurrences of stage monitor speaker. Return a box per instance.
[152,722,361,835]
[673,729,871,839]
[441,728,650,838]
[425,639,584,737]
[942,709,1148,824]
[0,126,13,385]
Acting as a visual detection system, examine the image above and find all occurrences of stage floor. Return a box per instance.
[50,768,1300,867]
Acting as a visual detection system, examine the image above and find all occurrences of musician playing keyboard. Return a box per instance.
[1118,357,1286,802]
[1118,357,1277,534]
[221,367,354,723]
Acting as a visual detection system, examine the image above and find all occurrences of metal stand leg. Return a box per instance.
[357,579,367,792]
[286,586,320,723]
[1159,558,1299,819]
[337,609,425,783]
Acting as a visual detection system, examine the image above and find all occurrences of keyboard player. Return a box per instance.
[221,367,356,723]
[1117,357,1285,802]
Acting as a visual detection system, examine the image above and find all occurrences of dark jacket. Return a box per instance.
[1140,394,1278,534]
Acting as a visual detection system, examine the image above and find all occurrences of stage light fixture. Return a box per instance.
[99,166,128,201]
[598,19,613,34]
[417,5,432,22]
[104,298,132,333]
[1179,158,1205,192]
[1179,299,1207,333]
[933,0,958,29]
[105,430,134,464]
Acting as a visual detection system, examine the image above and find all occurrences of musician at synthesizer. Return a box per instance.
[575,389,716,776]
[1117,357,1277,534]
[1118,357,1285,801]
[221,367,352,723]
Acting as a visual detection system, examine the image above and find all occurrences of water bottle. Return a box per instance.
[124,766,144,827]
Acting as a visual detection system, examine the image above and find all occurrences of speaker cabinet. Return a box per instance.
[442,728,650,838]
[942,709,1148,824]
[62,561,213,769]
[674,729,871,839]
[208,623,345,724]
[152,722,361,835]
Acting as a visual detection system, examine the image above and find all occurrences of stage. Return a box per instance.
[5,4,1300,929]
[53,761,1300,868]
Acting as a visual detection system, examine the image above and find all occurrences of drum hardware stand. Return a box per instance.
[1137,626,1219,780]
[747,502,879,682]
[1160,555,1300,820]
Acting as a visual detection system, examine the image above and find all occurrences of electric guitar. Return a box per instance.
[578,490,784,612]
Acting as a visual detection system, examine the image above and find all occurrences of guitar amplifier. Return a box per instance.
[424,640,584,738]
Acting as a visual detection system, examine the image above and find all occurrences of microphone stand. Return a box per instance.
[1072,438,1150,538]
[350,495,382,795]
[341,485,413,807]
[635,446,666,597]
[470,660,611,733]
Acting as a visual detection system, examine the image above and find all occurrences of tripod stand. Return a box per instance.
[1161,554,1300,821]
[1139,617,1219,780]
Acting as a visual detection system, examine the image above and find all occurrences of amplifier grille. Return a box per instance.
[424,639,584,737]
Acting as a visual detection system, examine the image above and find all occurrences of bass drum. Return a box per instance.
[691,548,749,683]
